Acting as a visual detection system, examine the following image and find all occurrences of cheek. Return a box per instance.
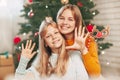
[71,22,76,27]
[44,39,51,46]
[57,20,63,25]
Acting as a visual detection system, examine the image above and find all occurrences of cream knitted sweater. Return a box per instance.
[14,51,89,80]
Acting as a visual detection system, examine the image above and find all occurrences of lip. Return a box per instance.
[53,39,60,44]
[61,25,69,30]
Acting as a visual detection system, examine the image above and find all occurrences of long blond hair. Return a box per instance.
[37,17,69,77]
[56,4,82,29]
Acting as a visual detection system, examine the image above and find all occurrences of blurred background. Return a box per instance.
[0,0,120,80]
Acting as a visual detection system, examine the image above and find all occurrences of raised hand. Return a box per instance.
[66,26,89,54]
[21,40,37,59]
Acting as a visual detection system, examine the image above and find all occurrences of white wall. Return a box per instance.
[93,0,120,78]
[0,0,24,54]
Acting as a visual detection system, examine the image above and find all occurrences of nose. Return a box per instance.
[51,34,57,40]
[63,19,68,25]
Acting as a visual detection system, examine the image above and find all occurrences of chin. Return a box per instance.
[54,44,62,49]
[61,31,69,34]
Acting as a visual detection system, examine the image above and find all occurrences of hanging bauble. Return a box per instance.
[77,2,83,7]
[24,0,33,7]
[86,24,94,32]
[61,0,69,4]
[28,9,34,17]
[96,32,102,38]
[13,36,21,45]
[28,0,33,3]
[34,32,39,37]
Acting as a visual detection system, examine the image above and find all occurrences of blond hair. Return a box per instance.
[37,17,69,77]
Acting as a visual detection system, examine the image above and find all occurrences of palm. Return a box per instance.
[73,35,86,50]
[21,40,36,59]
[66,26,89,51]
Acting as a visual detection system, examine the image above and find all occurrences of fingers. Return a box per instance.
[25,40,29,49]
[75,27,77,39]
[31,43,36,51]
[85,32,89,40]
[28,40,32,49]
[25,40,35,49]
[66,46,74,50]
[31,51,37,57]
[77,26,86,38]
[22,43,24,50]
[78,25,82,36]
[81,27,85,37]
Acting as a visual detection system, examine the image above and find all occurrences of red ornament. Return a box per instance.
[29,12,34,17]
[77,2,83,7]
[28,0,33,3]
[96,32,103,38]
[13,36,21,45]
[86,24,94,32]
[28,10,34,17]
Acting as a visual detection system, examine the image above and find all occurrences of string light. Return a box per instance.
[99,46,102,49]
[95,39,97,42]
[45,5,48,8]
[37,50,39,53]
[106,62,110,65]
[23,33,27,36]
[101,51,105,55]
[18,46,21,50]
[92,12,96,15]
[90,0,93,2]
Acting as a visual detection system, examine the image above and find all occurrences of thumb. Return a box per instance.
[65,46,75,50]
[32,51,37,57]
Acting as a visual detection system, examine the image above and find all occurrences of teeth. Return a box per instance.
[62,26,68,29]
[53,40,58,44]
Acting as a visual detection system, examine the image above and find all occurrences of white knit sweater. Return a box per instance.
[14,51,89,80]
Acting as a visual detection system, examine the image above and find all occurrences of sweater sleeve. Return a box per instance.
[82,36,101,77]
[14,55,35,80]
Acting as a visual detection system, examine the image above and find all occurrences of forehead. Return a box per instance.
[46,25,58,33]
[61,9,73,17]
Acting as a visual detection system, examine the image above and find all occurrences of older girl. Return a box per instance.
[56,4,101,78]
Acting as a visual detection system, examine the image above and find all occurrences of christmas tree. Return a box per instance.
[14,0,113,67]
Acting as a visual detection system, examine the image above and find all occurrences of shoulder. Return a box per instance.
[86,35,97,46]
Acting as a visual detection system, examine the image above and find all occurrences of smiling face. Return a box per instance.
[57,4,83,40]
[44,25,63,49]
[57,9,76,35]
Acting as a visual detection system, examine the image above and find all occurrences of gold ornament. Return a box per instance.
[61,0,69,4]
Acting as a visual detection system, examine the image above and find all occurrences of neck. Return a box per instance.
[64,33,74,40]
[52,48,59,54]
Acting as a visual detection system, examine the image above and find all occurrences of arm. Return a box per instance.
[82,36,101,77]
[14,55,33,80]
[14,40,36,80]
[65,26,101,77]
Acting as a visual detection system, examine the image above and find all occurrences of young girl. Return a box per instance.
[14,17,89,80]
[56,4,101,78]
